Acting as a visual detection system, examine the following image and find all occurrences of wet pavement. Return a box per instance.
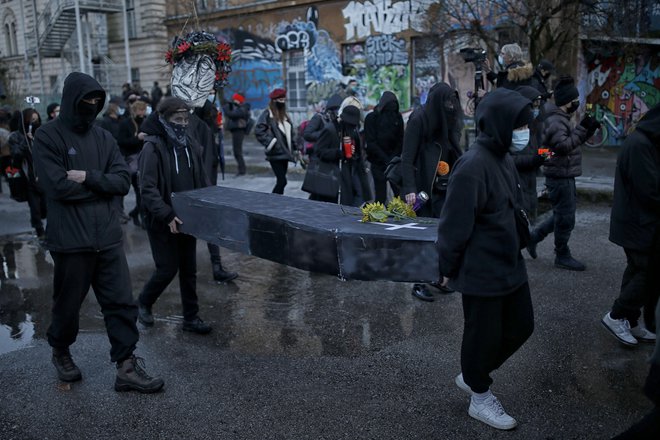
[0,168,654,439]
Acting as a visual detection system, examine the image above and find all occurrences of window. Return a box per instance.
[126,0,137,39]
[283,50,306,110]
[3,10,18,57]
[131,68,140,83]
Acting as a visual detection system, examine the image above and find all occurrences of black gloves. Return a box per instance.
[580,115,600,137]
[532,154,546,168]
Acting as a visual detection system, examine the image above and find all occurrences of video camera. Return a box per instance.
[459,48,487,64]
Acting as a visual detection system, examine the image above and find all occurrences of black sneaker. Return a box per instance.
[526,239,538,259]
[212,266,238,283]
[411,284,434,302]
[138,303,154,327]
[555,254,586,271]
[52,348,82,382]
[429,282,455,294]
[115,355,164,393]
[183,317,212,334]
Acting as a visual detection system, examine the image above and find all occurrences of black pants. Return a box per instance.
[611,243,660,329]
[231,130,246,174]
[208,242,222,265]
[371,162,399,204]
[48,246,138,362]
[128,173,141,216]
[26,184,46,231]
[139,229,199,321]
[461,282,534,393]
[270,159,288,194]
[533,177,576,256]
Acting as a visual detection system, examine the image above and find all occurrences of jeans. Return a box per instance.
[533,177,576,256]
[461,282,534,393]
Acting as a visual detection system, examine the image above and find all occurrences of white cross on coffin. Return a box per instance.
[368,222,428,231]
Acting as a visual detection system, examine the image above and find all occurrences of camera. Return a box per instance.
[460,48,487,64]
[25,96,41,104]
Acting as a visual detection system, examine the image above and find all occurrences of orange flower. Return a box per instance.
[437,161,450,176]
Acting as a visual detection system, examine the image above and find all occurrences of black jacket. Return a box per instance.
[609,104,660,251]
[97,114,120,141]
[364,91,403,166]
[8,130,36,184]
[189,113,218,185]
[303,94,343,149]
[401,83,463,217]
[487,62,534,89]
[437,88,530,296]
[255,109,297,162]
[530,69,551,100]
[222,101,251,132]
[32,72,130,253]
[541,102,588,178]
[117,116,143,157]
[138,113,209,232]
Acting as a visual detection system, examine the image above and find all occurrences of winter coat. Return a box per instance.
[255,109,297,162]
[222,101,251,132]
[189,113,218,186]
[530,69,551,100]
[487,62,534,89]
[364,91,404,166]
[117,116,143,157]
[8,130,36,184]
[138,113,209,233]
[511,146,544,219]
[401,83,463,217]
[32,72,131,253]
[437,88,529,296]
[609,104,660,252]
[541,102,588,178]
[97,115,120,140]
[302,94,343,148]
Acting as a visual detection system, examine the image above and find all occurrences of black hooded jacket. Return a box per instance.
[364,91,403,166]
[303,94,343,145]
[32,72,130,253]
[609,104,660,251]
[138,111,209,232]
[541,102,589,178]
[401,83,463,217]
[437,88,531,296]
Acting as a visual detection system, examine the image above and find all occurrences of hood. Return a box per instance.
[422,82,462,144]
[515,85,542,102]
[635,103,660,143]
[59,72,106,131]
[325,94,343,112]
[476,88,532,156]
[507,62,534,83]
[375,91,399,112]
[140,111,166,137]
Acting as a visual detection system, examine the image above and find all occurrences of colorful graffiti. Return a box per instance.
[585,46,660,145]
[215,29,283,110]
[365,34,408,67]
[341,0,434,40]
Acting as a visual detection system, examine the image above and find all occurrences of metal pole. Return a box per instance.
[31,0,45,95]
[85,14,93,76]
[18,0,32,93]
[122,1,132,83]
[74,0,85,72]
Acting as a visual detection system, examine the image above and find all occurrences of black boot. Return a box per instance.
[554,253,586,271]
[138,302,154,327]
[115,355,164,393]
[212,263,238,283]
[128,208,141,227]
[183,317,212,334]
[52,347,82,382]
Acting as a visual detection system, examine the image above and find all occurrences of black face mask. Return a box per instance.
[566,101,579,114]
[77,101,98,123]
[134,116,145,125]
[275,102,286,110]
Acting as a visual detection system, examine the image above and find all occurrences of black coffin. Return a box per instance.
[171,186,440,282]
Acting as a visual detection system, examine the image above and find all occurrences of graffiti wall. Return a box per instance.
[584,45,660,145]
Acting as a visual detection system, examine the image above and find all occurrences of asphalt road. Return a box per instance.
[0,195,654,439]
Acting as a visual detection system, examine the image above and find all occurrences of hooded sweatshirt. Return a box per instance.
[364,91,403,165]
[32,72,130,253]
[609,104,660,251]
[436,88,531,296]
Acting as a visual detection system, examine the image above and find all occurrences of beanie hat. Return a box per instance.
[554,76,579,107]
[269,88,286,100]
[514,104,533,129]
[232,93,245,104]
[538,59,555,72]
[339,105,360,126]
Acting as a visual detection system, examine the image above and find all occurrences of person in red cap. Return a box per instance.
[222,93,251,176]
[255,88,298,194]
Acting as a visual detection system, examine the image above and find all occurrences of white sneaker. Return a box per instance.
[630,325,656,343]
[455,373,472,395]
[468,393,517,430]
[601,312,638,346]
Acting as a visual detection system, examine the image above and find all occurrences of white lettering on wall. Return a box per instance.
[341,0,434,40]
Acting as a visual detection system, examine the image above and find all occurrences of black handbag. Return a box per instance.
[301,158,340,198]
[5,167,28,202]
[384,156,402,188]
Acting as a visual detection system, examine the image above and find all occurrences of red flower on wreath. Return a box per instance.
[165,49,174,64]
[177,41,191,53]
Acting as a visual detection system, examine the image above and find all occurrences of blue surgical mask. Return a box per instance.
[498,55,505,66]
[532,109,540,119]
[146,105,152,115]
[509,128,530,152]
[117,107,126,116]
